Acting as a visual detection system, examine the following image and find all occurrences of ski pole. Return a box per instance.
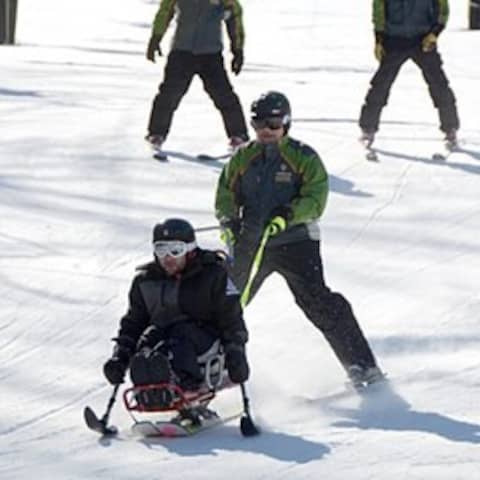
[239,383,260,436]
[101,384,120,425]
[195,225,220,233]
[84,384,120,436]
[240,227,271,308]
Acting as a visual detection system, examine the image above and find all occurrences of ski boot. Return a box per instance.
[444,129,458,151]
[359,130,375,148]
[347,365,386,393]
[145,133,167,161]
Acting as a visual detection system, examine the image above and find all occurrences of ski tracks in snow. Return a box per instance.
[346,164,413,248]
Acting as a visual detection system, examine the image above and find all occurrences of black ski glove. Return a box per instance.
[231,49,243,75]
[225,344,249,383]
[146,34,162,62]
[269,205,293,223]
[103,337,135,385]
[103,356,128,385]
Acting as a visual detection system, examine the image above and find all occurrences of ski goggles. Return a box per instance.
[250,116,285,131]
[153,240,196,259]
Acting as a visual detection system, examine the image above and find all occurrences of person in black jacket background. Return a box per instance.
[103,218,249,396]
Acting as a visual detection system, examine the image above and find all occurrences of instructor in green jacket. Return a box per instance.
[215,91,384,390]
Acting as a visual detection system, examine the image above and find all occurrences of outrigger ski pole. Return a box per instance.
[236,227,272,434]
[239,383,261,436]
[84,384,120,436]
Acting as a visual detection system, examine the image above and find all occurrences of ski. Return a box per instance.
[196,152,231,162]
[432,140,459,162]
[150,150,229,165]
[153,150,168,162]
[83,406,118,436]
[131,411,242,438]
[300,379,391,406]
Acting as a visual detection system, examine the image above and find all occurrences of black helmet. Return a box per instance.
[152,218,196,243]
[251,91,291,132]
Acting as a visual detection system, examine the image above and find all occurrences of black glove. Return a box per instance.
[103,357,128,385]
[225,344,249,383]
[103,338,134,385]
[231,50,243,75]
[146,35,162,62]
[270,205,293,223]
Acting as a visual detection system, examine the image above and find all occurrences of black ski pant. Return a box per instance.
[359,46,459,133]
[130,322,216,386]
[147,50,248,140]
[231,238,378,372]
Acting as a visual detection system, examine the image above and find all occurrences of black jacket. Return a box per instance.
[116,249,248,352]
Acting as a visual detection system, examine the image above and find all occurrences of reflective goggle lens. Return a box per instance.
[251,117,285,130]
[153,241,189,258]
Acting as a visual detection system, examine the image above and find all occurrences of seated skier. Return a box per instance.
[102,218,250,408]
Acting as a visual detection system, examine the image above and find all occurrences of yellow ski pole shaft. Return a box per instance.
[240,227,271,308]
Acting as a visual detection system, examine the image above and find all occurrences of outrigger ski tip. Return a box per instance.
[83,406,118,436]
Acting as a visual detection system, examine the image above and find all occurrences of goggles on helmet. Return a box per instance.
[153,240,196,259]
[250,116,285,131]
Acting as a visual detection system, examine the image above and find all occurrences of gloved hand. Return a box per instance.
[220,218,241,245]
[421,32,437,52]
[231,49,243,75]
[146,34,162,62]
[103,340,133,385]
[225,344,249,383]
[374,41,385,62]
[267,216,287,236]
[103,356,128,385]
[266,205,291,236]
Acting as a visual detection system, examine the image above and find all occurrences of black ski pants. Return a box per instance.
[130,322,216,386]
[147,50,248,140]
[232,238,378,372]
[359,46,459,133]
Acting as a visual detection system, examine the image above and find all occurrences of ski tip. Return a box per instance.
[84,406,118,436]
[153,153,168,162]
[83,406,98,428]
[432,152,447,162]
[240,415,261,437]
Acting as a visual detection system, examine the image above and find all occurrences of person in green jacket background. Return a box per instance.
[215,91,384,390]
[359,0,459,147]
[145,0,248,152]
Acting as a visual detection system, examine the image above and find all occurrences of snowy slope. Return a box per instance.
[1,1,479,478]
